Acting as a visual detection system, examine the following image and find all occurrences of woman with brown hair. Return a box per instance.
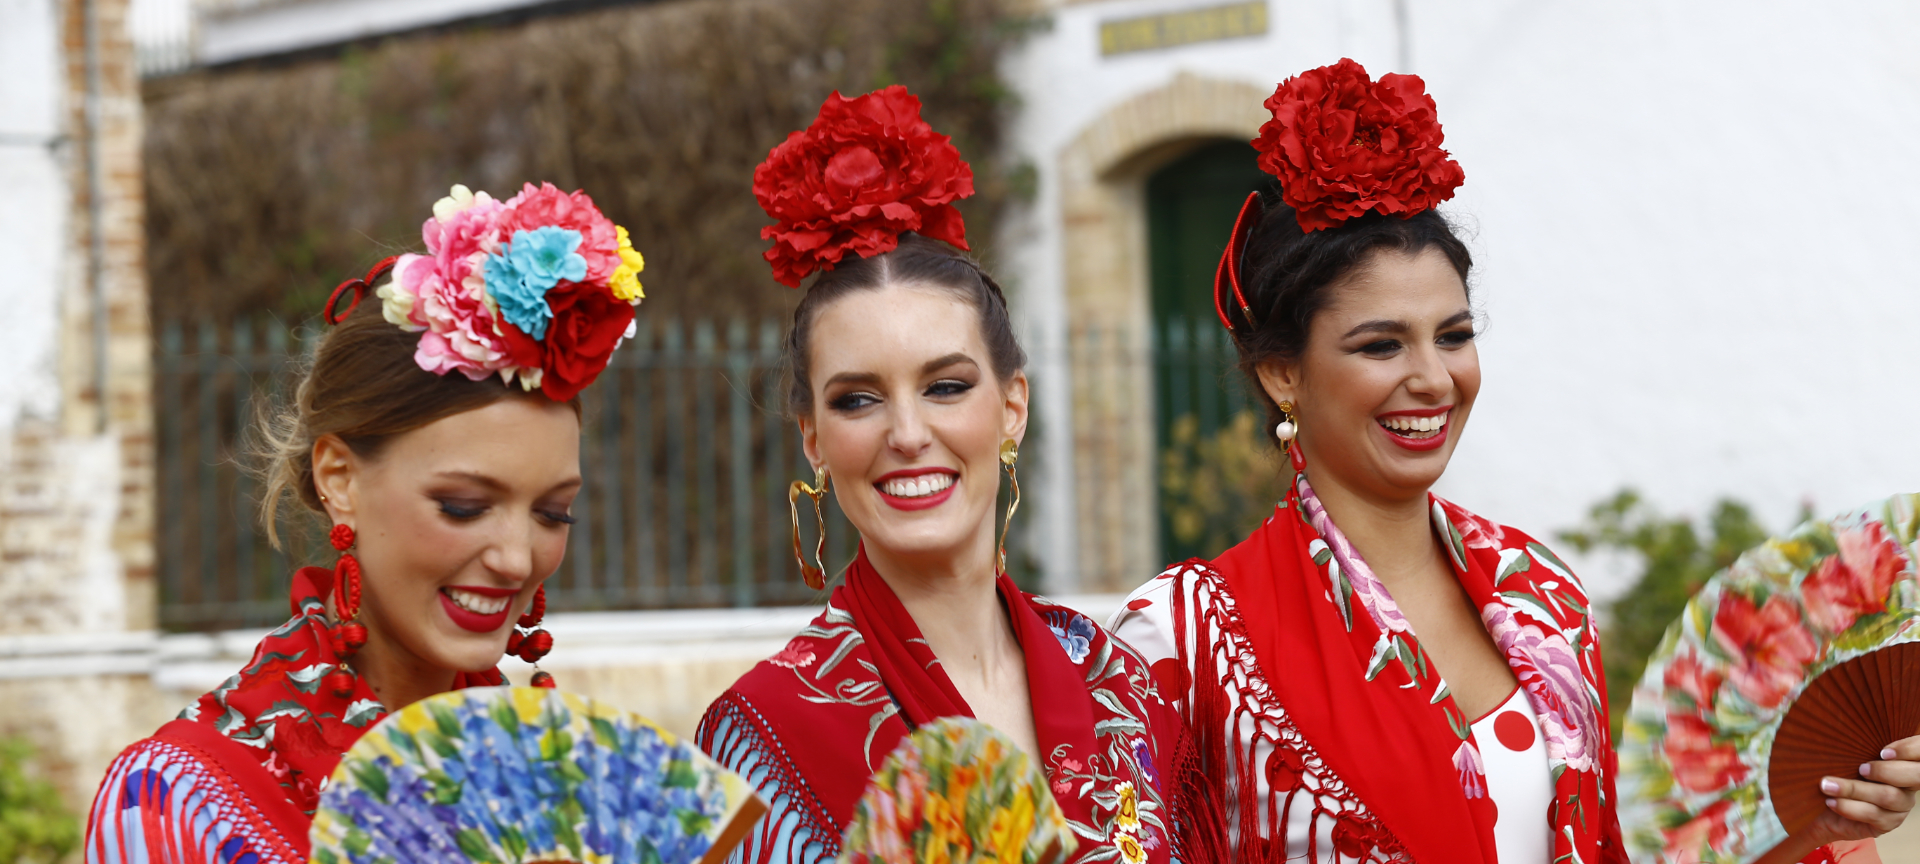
[85,182,645,864]
[696,86,1181,864]
[1107,59,1915,864]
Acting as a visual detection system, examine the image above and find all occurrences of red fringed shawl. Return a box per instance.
[1156,480,1629,864]
[698,549,1182,864]
[87,567,503,863]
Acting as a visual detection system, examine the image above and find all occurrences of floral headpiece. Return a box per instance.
[752,85,975,287]
[1216,59,1465,333]
[324,183,646,402]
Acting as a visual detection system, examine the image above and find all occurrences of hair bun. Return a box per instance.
[753,85,976,287]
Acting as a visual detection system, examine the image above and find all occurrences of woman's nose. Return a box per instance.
[887,400,933,456]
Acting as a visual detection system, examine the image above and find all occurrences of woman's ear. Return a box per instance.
[1254,360,1302,408]
[311,434,357,524]
[798,414,823,475]
[1002,371,1030,448]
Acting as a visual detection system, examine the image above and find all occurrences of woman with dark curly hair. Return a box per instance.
[696,86,1181,864]
[1107,59,1914,864]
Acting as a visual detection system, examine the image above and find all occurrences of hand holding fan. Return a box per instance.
[1619,494,1920,863]
[838,718,1078,864]
[311,686,766,864]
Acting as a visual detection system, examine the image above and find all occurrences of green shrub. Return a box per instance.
[0,737,80,864]
[1557,489,1786,734]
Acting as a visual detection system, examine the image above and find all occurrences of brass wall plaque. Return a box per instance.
[1099,1,1269,57]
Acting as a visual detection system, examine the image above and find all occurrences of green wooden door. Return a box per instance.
[1147,139,1275,564]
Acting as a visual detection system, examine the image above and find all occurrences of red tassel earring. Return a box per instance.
[507,585,556,688]
[324,524,368,699]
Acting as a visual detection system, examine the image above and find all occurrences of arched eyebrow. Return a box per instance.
[822,353,980,390]
[1342,309,1473,339]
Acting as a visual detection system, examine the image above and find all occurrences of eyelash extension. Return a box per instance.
[439,501,486,520]
[543,511,578,526]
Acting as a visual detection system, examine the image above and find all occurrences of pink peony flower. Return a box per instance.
[1803,523,1904,634]
[502,182,621,282]
[1483,603,1599,771]
[401,251,514,380]
[1661,711,1747,794]
[1662,650,1725,711]
[1453,741,1485,798]
[1711,592,1818,710]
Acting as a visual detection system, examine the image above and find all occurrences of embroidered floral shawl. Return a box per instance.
[1170,475,1628,864]
[698,549,1181,864]
[87,567,503,863]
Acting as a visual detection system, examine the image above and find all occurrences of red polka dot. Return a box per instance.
[1127,597,1154,610]
[1494,710,1536,752]
[1488,799,1499,824]
[1151,657,1191,696]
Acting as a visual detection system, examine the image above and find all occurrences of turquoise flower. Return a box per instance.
[484,226,586,341]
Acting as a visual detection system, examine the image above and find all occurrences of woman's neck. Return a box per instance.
[338,606,458,712]
[864,530,1024,692]
[1307,467,1444,589]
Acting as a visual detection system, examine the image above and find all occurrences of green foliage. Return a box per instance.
[0,737,80,864]
[1557,489,1782,733]
[1160,411,1282,560]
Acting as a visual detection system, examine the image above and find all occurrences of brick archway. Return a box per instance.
[1057,73,1270,589]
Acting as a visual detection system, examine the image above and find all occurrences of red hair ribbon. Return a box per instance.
[322,256,400,326]
[1213,191,1265,335]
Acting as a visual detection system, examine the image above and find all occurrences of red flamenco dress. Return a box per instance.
[85,567,503,864]
[696,549,1182,864]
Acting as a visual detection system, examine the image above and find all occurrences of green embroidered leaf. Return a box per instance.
[348,759,389,804]
[256,700,309,722]
[678,809,714,837]
[1364,636,1394,681]
[345,827,374,859]
[430,701,463,740]
[500,826,528,861]
[664,757,700,788]
[1090,688,1131,717]
[454,828,499,863]
[549,808,585,861]
[489,698,520,735]
[421,728,458,760]
[1334,570,1355,631]
[1496,548,1531,585]
[590,715,620,749]
[424,770,463,806]
[539,727,573,762]
[285,664,329,694]
[1527,542,1574,580]
[1430,683,1451,705]
[1094,717,1147,736]
[1310,540,1333,567]
[315,847,340,864]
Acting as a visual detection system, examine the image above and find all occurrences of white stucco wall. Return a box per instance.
[0,0,70,433]
[1004,0,1920,599]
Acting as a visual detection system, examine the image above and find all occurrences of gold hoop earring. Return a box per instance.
[788,467,829,590]
[996,440,1021,574]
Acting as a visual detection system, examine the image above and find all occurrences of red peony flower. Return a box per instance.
[537,279,635,402]
[1803,523,1905,634]
[503,182,623,282]
[1711,592,1818,709]
[1660,799,1733,864]
[1253,58,1465,232]
[753,85,975,287]
[1661,711,1747,794]
[1662,651,1725,711]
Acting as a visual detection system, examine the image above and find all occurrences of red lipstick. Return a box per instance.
[438,585,517,633]
[873,467,959,512]
[1375,406,1453,453]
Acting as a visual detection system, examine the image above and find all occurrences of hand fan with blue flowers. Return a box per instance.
[311,686,765,864]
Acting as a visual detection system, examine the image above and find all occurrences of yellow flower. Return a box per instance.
[1115,832,1146,864]
[1115,781,1140,832]
[432,184,476,221]
[609,225,645,303]
[988,794,1036,864]
[924,791,964,863]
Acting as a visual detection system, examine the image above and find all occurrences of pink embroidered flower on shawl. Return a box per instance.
[1483,602,1599,772]
[1297,474,1411,635]
[1456,511,1509,551]
[1453,741,1486,798]
[770,640,816,670]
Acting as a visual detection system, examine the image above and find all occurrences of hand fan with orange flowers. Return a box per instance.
[1619,494,1920,863]
[838,718,1078,864]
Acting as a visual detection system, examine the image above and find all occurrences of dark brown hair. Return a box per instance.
[1225,188,1473,445]
[785,232,1026,414]
[255,297,581,547]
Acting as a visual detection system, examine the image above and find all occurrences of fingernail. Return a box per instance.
[1860,763,1873,778]
[1827,797,1839,809]
[1884,748,1899,760]
[1821,778,1840,795]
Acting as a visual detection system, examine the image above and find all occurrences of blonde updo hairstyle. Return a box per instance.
[255,297,582,549]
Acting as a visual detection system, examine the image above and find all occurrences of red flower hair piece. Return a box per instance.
[1253,58,1464,232]
[753,85,975,287]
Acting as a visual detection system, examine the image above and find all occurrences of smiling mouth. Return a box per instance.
[1377,412,1448,440]
[443,587,511,616]
[877,473,956,499]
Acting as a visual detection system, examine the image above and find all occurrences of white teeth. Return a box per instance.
[1379,413,1447,435]
[881,473,956,498]
[445,588,509,615]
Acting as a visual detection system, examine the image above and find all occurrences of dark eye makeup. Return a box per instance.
[438,500,487,520]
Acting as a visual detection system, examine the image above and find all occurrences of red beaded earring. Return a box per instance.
[506,585,557,688]
[324,524,368,699]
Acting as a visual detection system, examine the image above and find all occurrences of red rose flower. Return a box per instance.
[1711,592,1818,709]
[1661,711,1747,794]
[537,280,634,402]
[1253,58,1465,232]
[1662,651,1725,711]
[1660,799,1733,864]
[1803,523,1904,633]
[503,182,622,282]
[753,85,975,287]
